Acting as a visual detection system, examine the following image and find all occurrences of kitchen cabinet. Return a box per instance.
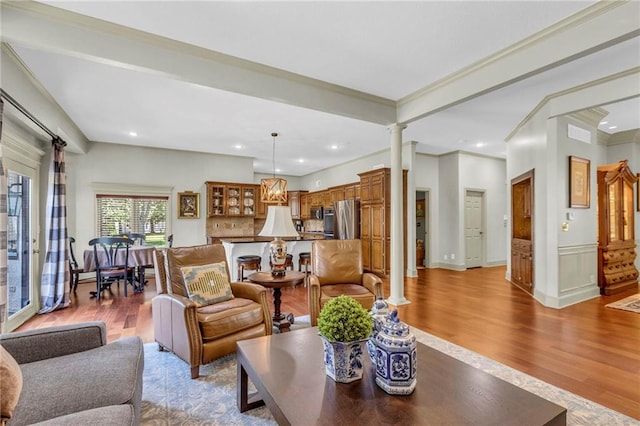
[322,191,332,209]
[344,184,358,200]
[330,186,345,205]
[300,193,310,219]
[288,190,307,219]
[206,181,257,217]
[358,168,406,276]
[597,160,638,295]
[207,183,226,216]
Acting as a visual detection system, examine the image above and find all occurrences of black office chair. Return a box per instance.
[68,237,84,292]
[88,237,136,300]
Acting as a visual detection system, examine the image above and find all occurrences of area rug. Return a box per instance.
[141,321,637,425]
[606,294,640,313]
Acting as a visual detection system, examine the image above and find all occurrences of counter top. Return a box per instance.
[220,235,325,243]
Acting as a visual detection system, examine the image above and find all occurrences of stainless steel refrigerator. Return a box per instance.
[334,199,360,239]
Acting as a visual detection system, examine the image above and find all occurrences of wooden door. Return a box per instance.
[465,191,483,268]
[511,170,534,292]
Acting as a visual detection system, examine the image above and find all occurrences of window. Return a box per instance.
[96,194,169,246]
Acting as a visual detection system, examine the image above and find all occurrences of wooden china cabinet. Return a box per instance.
[597,160,639,295]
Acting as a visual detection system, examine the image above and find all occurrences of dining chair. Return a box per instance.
[120,232,154,286]
[68,237,84,292]
[120,232,146,245]
[88,237,135,300]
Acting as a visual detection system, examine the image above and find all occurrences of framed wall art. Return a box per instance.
[178,191,200,219]
[569,156,590,208]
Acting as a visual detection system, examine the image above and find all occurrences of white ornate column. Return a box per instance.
[388,123,410,306]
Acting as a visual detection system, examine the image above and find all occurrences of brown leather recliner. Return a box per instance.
[308,239,383,326]
[152,244,273,378]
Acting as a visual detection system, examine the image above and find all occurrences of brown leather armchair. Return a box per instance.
[152,244,273,378]
[308,239,383,326]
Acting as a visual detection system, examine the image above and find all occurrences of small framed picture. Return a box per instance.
[178,191,200,219]
[569,156,590,208]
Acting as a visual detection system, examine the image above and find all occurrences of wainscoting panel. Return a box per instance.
[557,244,599,307]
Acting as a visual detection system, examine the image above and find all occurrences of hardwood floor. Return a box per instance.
[16,266,640,420]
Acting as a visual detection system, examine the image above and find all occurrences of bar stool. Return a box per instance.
[237,255,262,281]
[298,252,311,286]
[270,254,294,270]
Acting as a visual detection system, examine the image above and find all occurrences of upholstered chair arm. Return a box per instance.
[0,322,106,364]
[308,275,322,326]
[362,272,383,298]
[151,293,201,372]
[229,282,273,334]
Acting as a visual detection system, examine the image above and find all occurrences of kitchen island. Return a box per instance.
[220,235,324,282]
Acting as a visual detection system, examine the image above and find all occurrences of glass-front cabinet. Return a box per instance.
[206,182,256,217]
[208,184,225,216]
[597,160,638,295]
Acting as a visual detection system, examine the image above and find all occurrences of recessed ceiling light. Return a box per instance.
[297,158,305,163]
[330,145,338,150]
[600,121,608,125]
[233,144,243,149]
[128,131,137,137]
[275,168,282,173]
[475,142,485,148]
[608,125,618,130]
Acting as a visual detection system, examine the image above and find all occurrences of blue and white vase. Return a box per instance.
[319,334,367,383]
[367,296,390,362]
[373,309,417,395]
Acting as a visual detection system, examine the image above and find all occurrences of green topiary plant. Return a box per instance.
[317,295,373,342]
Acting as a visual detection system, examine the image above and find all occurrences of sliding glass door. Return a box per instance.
[5,159,38,331]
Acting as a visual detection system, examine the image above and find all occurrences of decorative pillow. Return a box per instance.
[180,262,234,306]
[0,345,23,421]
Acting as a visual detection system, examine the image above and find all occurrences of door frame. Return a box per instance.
[416,187,430,268]
[3,135,43,332]
[464,188,486,268]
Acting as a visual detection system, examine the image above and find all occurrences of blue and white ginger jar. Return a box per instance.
[373,309,417,395]
[319,335,367,383]
[367,296,390,362]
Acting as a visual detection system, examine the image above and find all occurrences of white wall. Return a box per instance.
[459,153,507,266]
[67,142,256,254]
[437,153,459,268]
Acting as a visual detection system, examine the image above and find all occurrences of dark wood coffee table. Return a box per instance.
[247,271,305,332]
[237,327,566,425]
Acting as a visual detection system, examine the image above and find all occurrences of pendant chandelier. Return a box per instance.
[260,132,288,204]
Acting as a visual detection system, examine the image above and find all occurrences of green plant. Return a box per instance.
[317,295,373,342]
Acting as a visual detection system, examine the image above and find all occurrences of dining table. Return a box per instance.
[83,245,157,292]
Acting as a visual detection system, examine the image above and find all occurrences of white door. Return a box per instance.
[464,190,483,268]
[5,159,39,331]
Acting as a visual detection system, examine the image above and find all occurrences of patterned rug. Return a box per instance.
[140,319,638,425]
[606,294,640,313]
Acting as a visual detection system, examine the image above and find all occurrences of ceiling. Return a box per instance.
[1,1,639,176]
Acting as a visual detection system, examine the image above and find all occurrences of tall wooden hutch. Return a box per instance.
[597,160,638,295]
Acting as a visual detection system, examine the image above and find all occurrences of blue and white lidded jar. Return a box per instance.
[373,309,417,395]
[367,296,390,362]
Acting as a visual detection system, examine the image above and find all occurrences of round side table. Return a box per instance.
[247,271,305,332]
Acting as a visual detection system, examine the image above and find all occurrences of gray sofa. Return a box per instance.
[0,321,143,425]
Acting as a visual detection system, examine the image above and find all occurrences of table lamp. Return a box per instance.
[259,205,300,276]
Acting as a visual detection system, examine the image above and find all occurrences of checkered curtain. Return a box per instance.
[39,137,70,313]
[0,99,7,332]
